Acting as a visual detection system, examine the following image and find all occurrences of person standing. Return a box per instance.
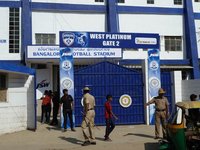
[145,88,169,139]
[104,94,118,141]
[60,89,76,132]
[41,90,51,123]
[46,90,53,123]
[81,87,96,146]
[50,91,59,126]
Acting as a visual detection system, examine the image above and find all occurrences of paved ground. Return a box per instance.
[0,123,160,150]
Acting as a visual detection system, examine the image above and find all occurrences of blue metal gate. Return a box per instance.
[74,61,144,126]
[161,71,173,113]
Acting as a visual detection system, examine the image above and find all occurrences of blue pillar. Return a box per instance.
[106,0,119,32]
[21,0,32,63]
[184,0,200,79]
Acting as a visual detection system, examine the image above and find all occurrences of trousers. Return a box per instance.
[105,118,115,138]
[63,109,73,129]
[155,111,167,138]
[81,110,95,142]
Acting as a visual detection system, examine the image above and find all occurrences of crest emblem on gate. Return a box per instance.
[62,32,75,46]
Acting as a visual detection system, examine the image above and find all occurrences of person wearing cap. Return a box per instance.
[81,87,96,146]
[145,88,169,139]
[60,89,76,132]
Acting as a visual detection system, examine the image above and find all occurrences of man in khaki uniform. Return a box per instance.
[145,88,169,139]
[81,87,96,146]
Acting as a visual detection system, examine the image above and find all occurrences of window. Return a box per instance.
[147,0,154,4]
[174,0,182,5]
[95,0,104,2]
[9,8,20,53]
[195,0,200,2]
[165,36,182,51]
[35,34,56,45]
[0,74,7,102]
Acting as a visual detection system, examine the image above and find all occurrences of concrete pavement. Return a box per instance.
[0,123,160,150]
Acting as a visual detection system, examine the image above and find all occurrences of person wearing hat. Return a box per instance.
[81,87,96,146]
[145,88,169,139]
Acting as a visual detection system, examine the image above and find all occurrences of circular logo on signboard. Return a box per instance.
[62,60,72,71]
[119,94,132,108]
[61,77,73,90]
[150,60,159,70]
[149,77,160,89]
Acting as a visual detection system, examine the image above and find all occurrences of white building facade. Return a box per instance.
[1,0,200,134]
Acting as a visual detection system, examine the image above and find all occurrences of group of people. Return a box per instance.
[40,89,75,131]
[81,87,118,146]
[40,90,52,124]
[40,86,174,146]
[145,88,200,140]
[40,87,118,146]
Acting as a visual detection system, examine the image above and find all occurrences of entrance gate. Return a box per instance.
[74,61,144,126]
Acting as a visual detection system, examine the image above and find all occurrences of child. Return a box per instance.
[104,94,118,141]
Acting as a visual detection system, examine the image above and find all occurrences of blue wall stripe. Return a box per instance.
[21,0,32,62]
[160,59,190,65]
[117,6,184,15]
[0,1,21,8]
[0,61,35,75]
[106,0,119,32]
[31,2,106,12]
[184,0,200,79]
[194,13,200,20]
[119,59,190,66]
[119,59,143,65]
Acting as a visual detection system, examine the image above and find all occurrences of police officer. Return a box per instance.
[145,88,169,139]
[81,87,96,146]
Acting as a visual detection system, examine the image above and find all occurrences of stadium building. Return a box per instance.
[1,0,200,134]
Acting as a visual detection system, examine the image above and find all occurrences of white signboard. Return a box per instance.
[73,48,122,58]
[27,46,122,59]
[135,37,157,45]
[27,46,60,59]
[36,69,51,99]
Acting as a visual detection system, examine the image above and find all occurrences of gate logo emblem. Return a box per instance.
[61,77,74,90]
[119,94,132,108]
[149,77,160,89]
[77,34,87,47]
[62,32,75,46]
[62,60,72,71]
[150,60,159,70]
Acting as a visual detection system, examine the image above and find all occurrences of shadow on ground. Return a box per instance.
[46,126,61,131]
[59,136,83,145]
[124,133,155,139]
[96,137,105,141]
[144,142,159,150]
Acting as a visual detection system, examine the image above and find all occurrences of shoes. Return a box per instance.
[81,141,90,146]
[62,129,67,132]
[104,137,112,142]
[71,128,76,132]
[90,141,96,145]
